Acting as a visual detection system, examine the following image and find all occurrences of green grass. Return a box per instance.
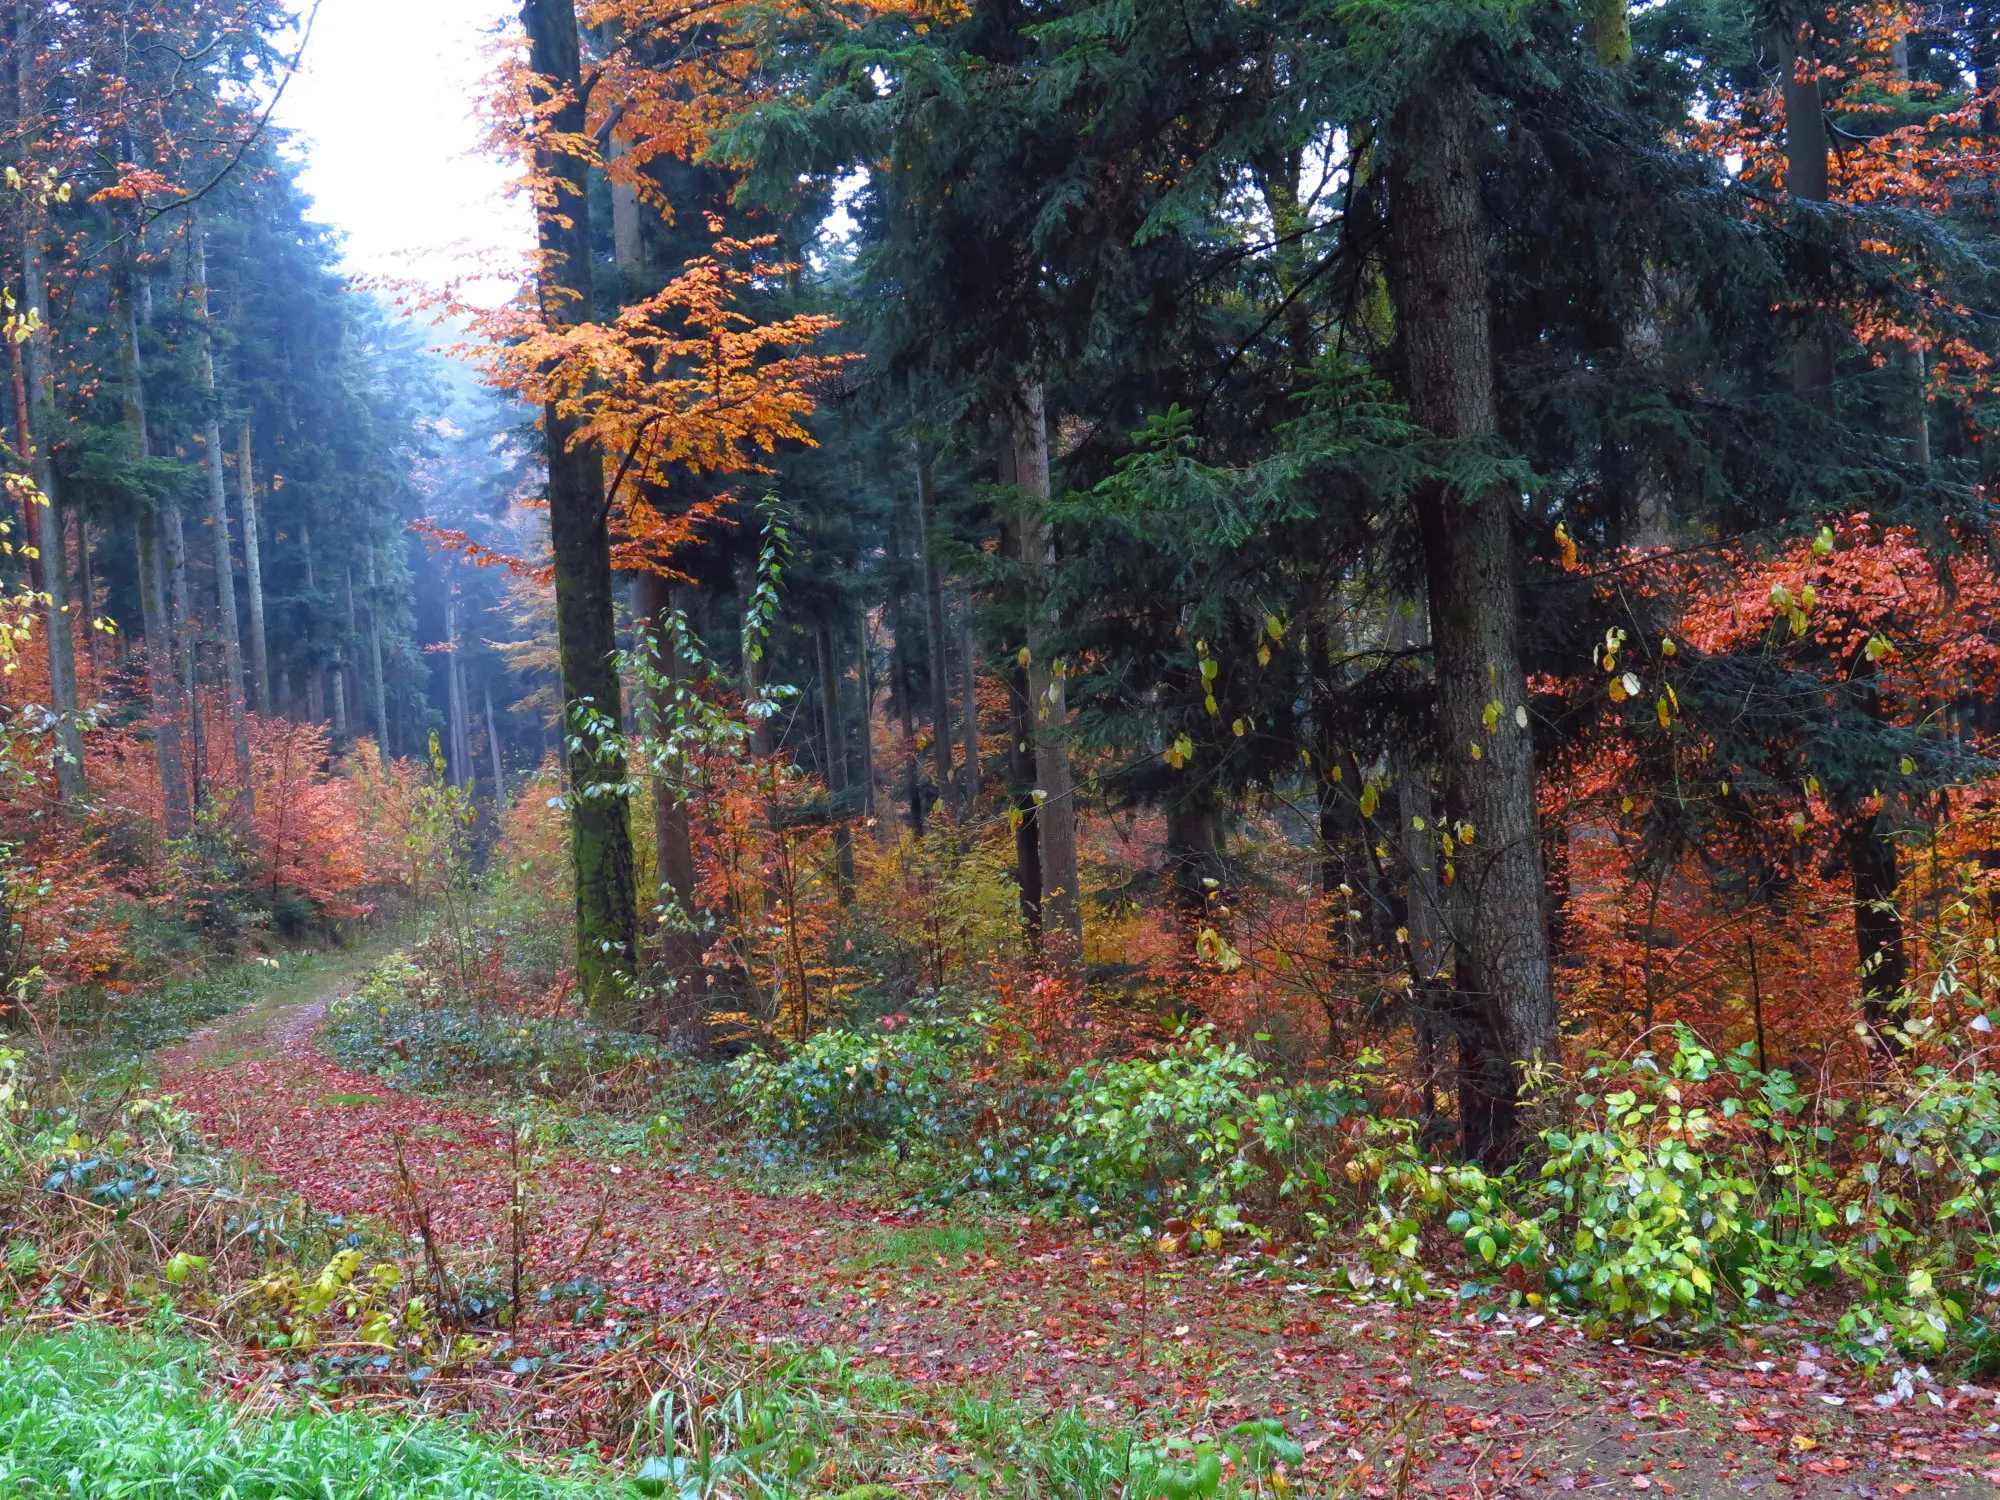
[0,1326,606,1500]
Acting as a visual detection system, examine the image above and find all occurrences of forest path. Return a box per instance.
[159,974,2000,1499]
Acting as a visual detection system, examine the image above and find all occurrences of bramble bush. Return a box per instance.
[324,955,663,1102]
[727,1015,974,1155]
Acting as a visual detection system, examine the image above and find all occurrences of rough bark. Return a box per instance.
[12,188,82,802]
[365,545,389,751]
[524,0,638,1019]
[485,687,506,806]
[1012,380,1084,982]
[1386,75,1557,1161]
[236,421,270,714]
[916,458,955,807]
[635,568,702,1009]
[191,212,254,818]
[855,606,878,821]
[959,590,981,800]
[816,618,856,900]
[119,243,189,836]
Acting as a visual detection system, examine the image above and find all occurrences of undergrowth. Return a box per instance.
[0,1326,604,1499]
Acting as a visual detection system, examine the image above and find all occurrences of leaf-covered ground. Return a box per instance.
[160,986,2000,1498]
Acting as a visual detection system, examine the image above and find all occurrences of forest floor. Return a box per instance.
[156,973,2000,1500]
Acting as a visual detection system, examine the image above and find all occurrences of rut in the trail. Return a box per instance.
[160,974,2000,1499]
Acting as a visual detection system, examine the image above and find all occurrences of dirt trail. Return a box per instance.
[159,972,2000,1498]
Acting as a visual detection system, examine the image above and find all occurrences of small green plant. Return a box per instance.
[728,1014,972,1155]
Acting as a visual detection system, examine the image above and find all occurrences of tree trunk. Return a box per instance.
[1386,75,1556,1161]
[1008,654,1042,948]
[365,544,389,751]
[855,605,878,821]
[1164,798,1224,926]
[236,421,270,714]
[301,518,325,725]
[635,568,703,1014]
[959,590,981,801]
[162,494,203,814]
[485,687,506,806]
[524,0,638,1020]
[12,192,83,803]
[446,590,472,789]
[1012,380,1084,982]
[191,210,254,819]
[118,242,190,836]
[816,618,856,900]
[917,457,955,808]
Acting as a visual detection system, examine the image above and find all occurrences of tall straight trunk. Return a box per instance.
[446,591,472,789]
[916,458,955,807]
[855,605,878,821]
[635,569,702,1003]
[0,13,39,602]
[1391,599,1449,1112]
[119,244,189,835]
[191,210,254,818]
[302,519,325,725]
[523,0,638,1019]
[74,511,97,679]
[485,687,506,805]
[1386,76,1556,1163]
[365,545,389,752]
[236,421,270,714]
[332,564,353,739]
[1012,380,1083,981]
[959,591,981,800]
[1780,23,1835,393]
[816,618,856,900]
[12,192,83,802]
[1008,656,1042,946]
[163,499,203,815]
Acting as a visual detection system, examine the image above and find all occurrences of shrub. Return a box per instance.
[324,958,663,1102]
[728,1015,973,1155]
[1030,1026,1383,1242]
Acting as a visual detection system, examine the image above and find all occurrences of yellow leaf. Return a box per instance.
[1661,635,1678,656]
[1900,755,1916,775]
[1656,697,1672,729]
[1608,675,1629,703]
[1359,783,1379,818]
[1813,525,1835,557]
[1231,718,1245,737]
[1483,700,1502,730]
[1468,741,1482,760]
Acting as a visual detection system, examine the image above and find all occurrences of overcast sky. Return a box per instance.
[273,0,530,301]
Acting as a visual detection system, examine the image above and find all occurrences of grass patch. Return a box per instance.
[0,1326,604,1499]
[316,1092,390,1108]
[844,1222,1005,1271]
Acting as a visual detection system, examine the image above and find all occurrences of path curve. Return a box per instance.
[160,969,2000,1498]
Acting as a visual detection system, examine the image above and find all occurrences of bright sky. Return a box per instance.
[273,0,530,301]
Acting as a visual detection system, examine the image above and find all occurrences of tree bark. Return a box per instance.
[486,687,506,806]
[959,589,981,801]
[1386,75,1557,1161]
[524,0,638,1020]
[13,186,82,803]
[446,589,472,789]
[119,241,189,836]
[855,605,878,821]
[236,421,270,715]
[191,210,254,818]
[816,617,856,900]
[1012,380,1084,982]
[917,457,955,808]
[634,567,702,1012]
[365,544,389,752]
